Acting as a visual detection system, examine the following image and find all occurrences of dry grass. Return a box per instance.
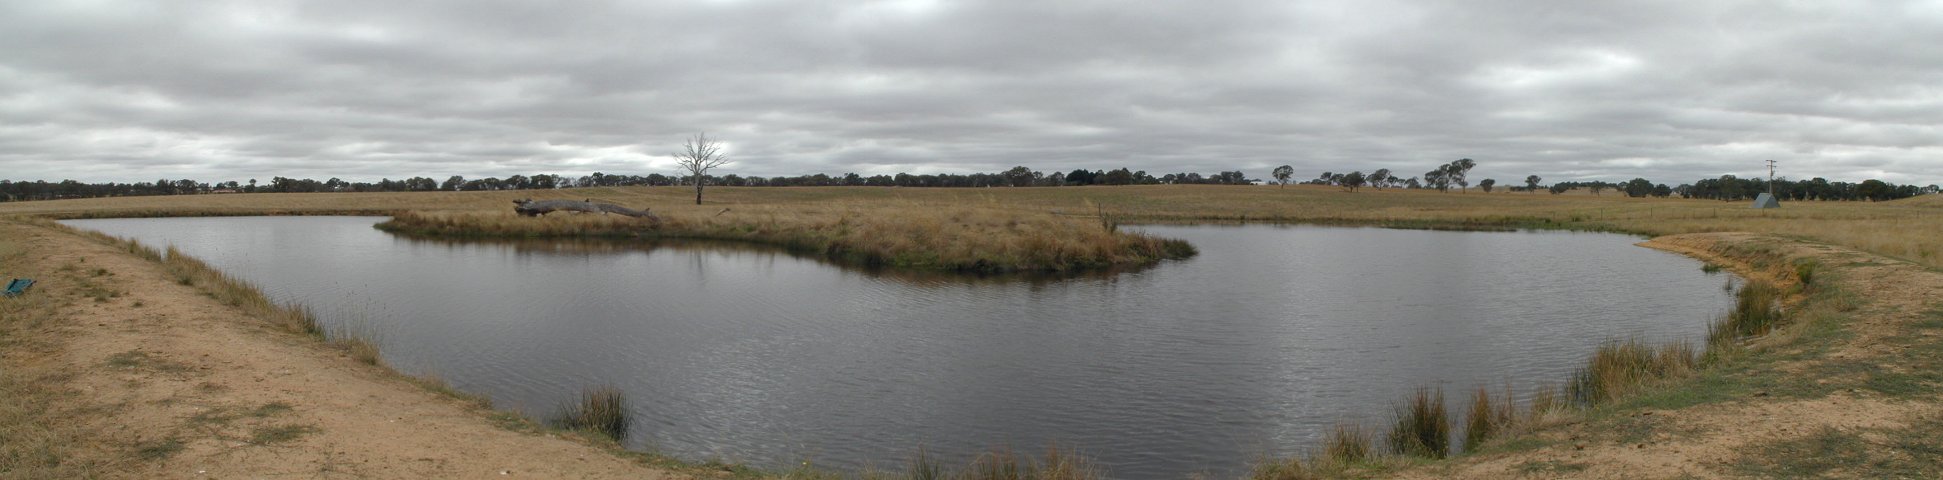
[552,385,630,441]
[376,205,1193,274]
[952,445,1105,480]
[6,185,1937,272]
[1387,387,1450,459]
[1565,338,1699,406]
[1708,282,1785,348]
[0,230,104,477]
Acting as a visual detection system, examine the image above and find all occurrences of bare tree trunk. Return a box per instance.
[694,180,703,205]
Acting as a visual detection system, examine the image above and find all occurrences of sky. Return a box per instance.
[2,0,1940,186]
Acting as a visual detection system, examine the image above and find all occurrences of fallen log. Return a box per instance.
[512,198,660,222]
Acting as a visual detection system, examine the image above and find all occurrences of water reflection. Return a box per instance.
[65,217,1733,479]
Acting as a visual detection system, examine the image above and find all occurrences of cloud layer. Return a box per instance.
[3,0,1939,185]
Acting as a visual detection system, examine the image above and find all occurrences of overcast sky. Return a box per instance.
[3,0,1939,186]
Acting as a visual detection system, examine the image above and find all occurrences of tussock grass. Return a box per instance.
[1566,338,1698,406]
[327,321,385,366]
[1461,388,1500,453]
[1709,282,1784,348]
[1387,387,1450,459]
[1320,423,1373,464]
[955,445,1104,480]
[552,385,630,441]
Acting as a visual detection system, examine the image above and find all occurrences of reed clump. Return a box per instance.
[553,385,630,441]
[1461,388,1498,453]
[1320,423,1373,464]
[1565,338,1697,405]
[1708,281,1784,348]
[1387,386,1450,459]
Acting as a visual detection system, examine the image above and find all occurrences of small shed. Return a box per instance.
[1751,192,1780,209]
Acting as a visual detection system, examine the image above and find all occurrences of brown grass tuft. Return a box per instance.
[1387,386,1450,459]
[553,385,629,441]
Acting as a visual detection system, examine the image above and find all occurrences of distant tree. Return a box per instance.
[1588,183,1608,196]
[1065,169,1094,185]
[1652,183,1673,198]
[1368,169,1392,190]
[1449,159,1476,192]
[442,175,465,191]
[1339,171,1367,191]
[1405,177,1422,189]
[1272,165,1294,188]
[1524,175,1541,194]
[1623,178,1654,198]
[674,133,731,205]
[1549,183,1571,195]
[1001,166,1035,187]
[1424,165,1452,192]
[1857,179,1893,201]
[1479,178,1497,193]
[1102,168,1134,185]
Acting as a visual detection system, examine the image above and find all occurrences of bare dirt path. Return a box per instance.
[1,219,687,479]
[1398,232,1943,479]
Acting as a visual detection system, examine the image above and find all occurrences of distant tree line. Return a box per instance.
[1285,159,1938,202]
[0,166,1260,202]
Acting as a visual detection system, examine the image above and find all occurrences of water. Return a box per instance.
[66,216,1733,478]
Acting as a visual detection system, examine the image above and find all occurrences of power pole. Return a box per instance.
[1766,159,1777,197]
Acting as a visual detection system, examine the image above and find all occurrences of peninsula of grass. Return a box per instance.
[374,205,1196,274]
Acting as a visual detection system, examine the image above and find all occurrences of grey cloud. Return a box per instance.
[0,0,1938,186]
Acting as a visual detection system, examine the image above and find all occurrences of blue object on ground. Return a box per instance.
[3,278,33,297]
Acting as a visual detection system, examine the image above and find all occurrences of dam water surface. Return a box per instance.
[66,216,1734,478]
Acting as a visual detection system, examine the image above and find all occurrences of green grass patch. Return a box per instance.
[103,350,191,373]
[251,401,293,417]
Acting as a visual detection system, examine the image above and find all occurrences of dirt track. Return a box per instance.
[1,219,685,479]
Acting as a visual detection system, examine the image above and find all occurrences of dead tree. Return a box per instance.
[674,133,730,205]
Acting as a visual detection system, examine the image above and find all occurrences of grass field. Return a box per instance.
[3,185,1938,271]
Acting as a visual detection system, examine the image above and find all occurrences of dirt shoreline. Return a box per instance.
[7,214,1940,478]
[0,219,688,479]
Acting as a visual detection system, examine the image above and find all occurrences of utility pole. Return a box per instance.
[1766,159,1777,197]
